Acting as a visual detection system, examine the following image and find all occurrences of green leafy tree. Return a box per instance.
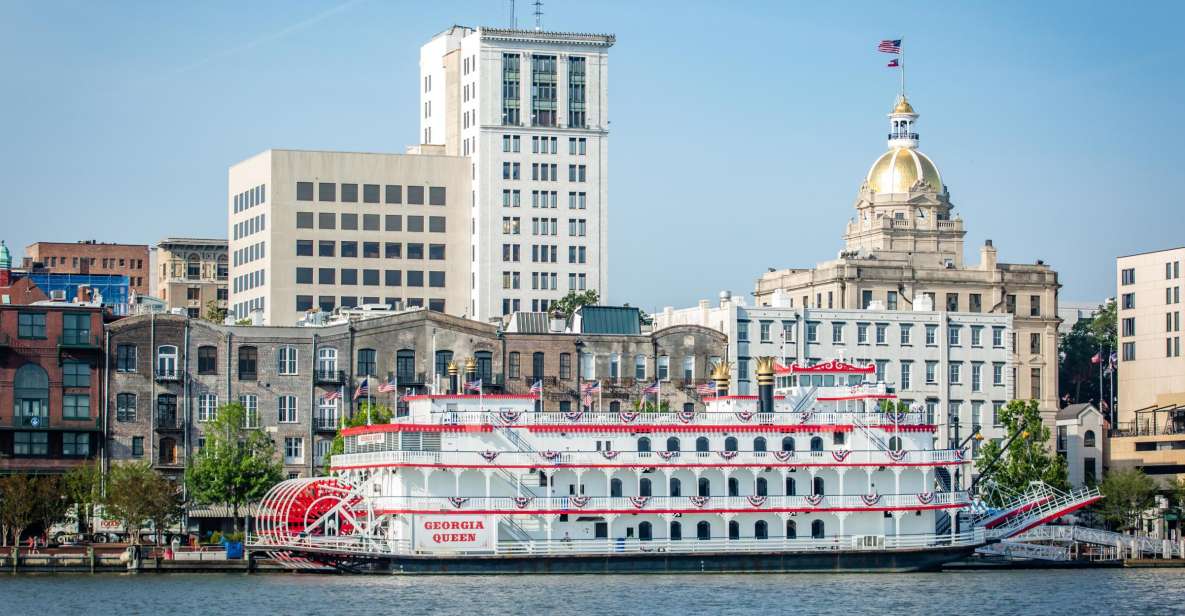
[1088,300,1117,352]
[325,402,392,472]
[1097,468,1158,531]
[204,300,228,323]
[33,476,70,543]
[975,399,1068,504]
[0,474,39,546]
[104,462,162,545]
[63,461,102,534]
[552,290,600,319]
[186,402,284,532]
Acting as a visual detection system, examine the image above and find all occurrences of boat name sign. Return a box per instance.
[414,515,497,552]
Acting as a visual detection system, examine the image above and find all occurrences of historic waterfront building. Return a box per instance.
[25,240,150,296]
[420,26,614,320]
[753,95,1061,428]
[1109,246,1185,484]
[153,238,228,319]
[104,307,724,479]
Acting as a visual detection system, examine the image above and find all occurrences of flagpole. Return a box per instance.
[598,379,602,414]
[899,38,905,97]
[366,376,372,426]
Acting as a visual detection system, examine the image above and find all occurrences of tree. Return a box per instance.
[1097,468,1158,532]
[204,300,228,323]
[974,399,1068,504]
[1088,300,1117,351]
[325,402,393,471]
[104,462,179,545]
[1058,300,1118,406]
[552,290,599,319]
[33,476,70,543]
[63,461,102,535]
[186,402,284,532]
[0,474,38,546]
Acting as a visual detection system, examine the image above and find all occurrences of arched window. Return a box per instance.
[670,521,682,541]
[395,349,416,381]
[810,436,824,452]
[637,437,651,452]
[156,345,178,378]
[813,477,825,496]
[186,253,201,280]
[666,437,680,452]
[14,364,49,422]
[1084,430,1096,448]
[696,521,711,540]
[782,436,795,451]
[811,519,825,539]
[640,478,652,497]
[724,436,738,452]
[317,347,338,374]
[639,521,653,541]
[357,348,377,377]
[756,477,768,496]
[609,401,621,412]
[698,477,710,497]
[610,478,623,497]
[755,520,768,540]
[786,477,797,496]
[786,520,797,539]
[889,436,903,451]
[669,477,682,496]
[753,437,767,452]
[728,520,740,540]
[728,477,739,497]
[696,437,709,452]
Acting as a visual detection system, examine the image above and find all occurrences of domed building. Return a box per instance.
[755,94,1062,434]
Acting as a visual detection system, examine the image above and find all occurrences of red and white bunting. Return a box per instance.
[719,450,738,460]
[689,495,710,508]
[513,496,534,509]
[831,450,852,462]
[916,492,935,505]
[569,496,591,509]
[747,495,768,507]
[628,496,650,509]
[806,494,824,507]
[861,492,881,507]
[448,497,469,509]
[480,451,500,463]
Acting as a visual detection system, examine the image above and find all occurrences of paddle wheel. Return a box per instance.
[252,477,389,570]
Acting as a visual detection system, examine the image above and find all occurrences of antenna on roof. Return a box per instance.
[533,0,543,31]
[508,0,516,29]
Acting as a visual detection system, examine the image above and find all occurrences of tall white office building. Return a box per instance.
[420,26,614,321]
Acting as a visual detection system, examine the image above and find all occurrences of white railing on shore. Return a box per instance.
[333,447,966,469]
[1018,525,1181,558]
[250,529,986,559]
[423,410,928,428]
[363,492,970,513]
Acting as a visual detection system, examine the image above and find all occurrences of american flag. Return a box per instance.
[642,381,660,395]
[323,390,342,402]
[878,39,901,54]
[464,379,483,392]
[581,381,601,393]
[696,383,716,395]
[582,394,593,407]
[529,380,543,394]
[377,377,398,393]
[353,380,369,400]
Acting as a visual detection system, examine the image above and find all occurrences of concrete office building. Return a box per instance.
[655,293,1015,471]
[420,26,613,320]
[1110,247,1185,484]
[154,238,228,318]
[753,95,1061,428]
[227,149,472,325]
[25,240,149,295]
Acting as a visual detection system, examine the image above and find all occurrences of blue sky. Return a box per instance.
[2,0,1182,313]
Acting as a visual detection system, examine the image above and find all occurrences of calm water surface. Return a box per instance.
[4,569,1184,615]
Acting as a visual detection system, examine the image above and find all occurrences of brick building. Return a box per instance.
[26,240,150,295]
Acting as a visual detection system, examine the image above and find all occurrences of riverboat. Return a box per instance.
[251,357,1024,572]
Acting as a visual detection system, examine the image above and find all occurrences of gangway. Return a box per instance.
[980,486,1102,540]
[1017,525,1181,559]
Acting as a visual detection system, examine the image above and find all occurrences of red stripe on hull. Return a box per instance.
[371,504,961,516]
[332,461,966,471]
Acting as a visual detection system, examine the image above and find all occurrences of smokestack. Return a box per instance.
[464,356,477,392]
[756,357,776,414]
[448,361,459,395]
[710,361,731,398]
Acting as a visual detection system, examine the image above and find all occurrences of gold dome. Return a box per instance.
[892,96,915,114]
[865,148,943,194]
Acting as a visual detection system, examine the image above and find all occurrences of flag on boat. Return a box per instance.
[878,39,901,53]
[642,381,660,394]
[352,379,369,400]
[464,379,483,392]
[529,380,543,394]
[696,383,716,395]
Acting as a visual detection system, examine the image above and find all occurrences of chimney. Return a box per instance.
[980,239,998,271]
[756,357,776,414]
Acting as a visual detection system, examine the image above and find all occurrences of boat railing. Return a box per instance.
[365,492,971,513]
[430,410,928,427]
[332,448,967,469]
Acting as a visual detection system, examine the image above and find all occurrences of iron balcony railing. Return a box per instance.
[314,369,345,385]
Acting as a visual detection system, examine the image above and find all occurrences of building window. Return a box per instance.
[63,361,90,387]
[395,349,416,382]
[131,436,144,457]
[925,361,938,385]
[900,324,912,345]
[970,326,983,347]
[559,353,572,380]
[857,323,869,344]
[296,181,314,201]
[530,54,557,127]
[238,346,258,381]
[568,56,587,128]
[900,362,912,389]
[1121,268,1135,285]
[657,356,670,381]
[357,348,377,376]
[240,395,259,428]
[276,346,298,375]
[284,437,304,464]
[1030,295,1041,317]
[197,394,217,422]
[925,324,937,346]
[156,345,178,378]
[508,352,521,379]
[1030,367,1042,400]
[1123,341,1135,361]
[15,432,49,456]
[17,312,47,339]
[1122,318,1135,337]
[116,393,137,422]
[278,395,298,423]
[948,326,961,346]
[992,327,1005,348]
[196,346,217,375]
[116,344,137,372]
[633,354,646,380]
[63,394,90,419]
[1122,293,1135,310]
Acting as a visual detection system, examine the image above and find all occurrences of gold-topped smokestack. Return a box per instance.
[756,356,776,414]
[447,361,459,394]
[710,360,731,397]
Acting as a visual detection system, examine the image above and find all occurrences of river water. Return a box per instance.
[5,569,1184,615]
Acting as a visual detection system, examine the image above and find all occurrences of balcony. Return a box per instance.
[314,369,345,385]
[395,372,428,386]
[12,414,50,429]
[314,413,340,432]
[888,132,919,141]
[155,369,180,382]
[155,415,182,432]
[58,332,102,350]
